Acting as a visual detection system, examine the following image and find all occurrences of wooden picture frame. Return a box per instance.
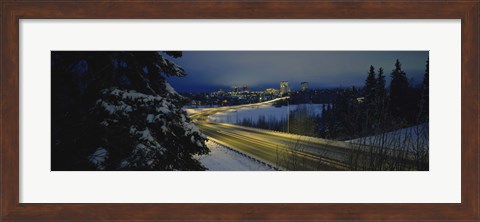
[1,1,478,221]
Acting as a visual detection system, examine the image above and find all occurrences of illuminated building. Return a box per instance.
[264,88,279,95]
[301,82,309,91]
[232,86,239,93]
[280,81,289,95]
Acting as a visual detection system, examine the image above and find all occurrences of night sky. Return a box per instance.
[166,51,429,93]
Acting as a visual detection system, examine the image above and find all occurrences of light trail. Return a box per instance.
[189,98,353,170]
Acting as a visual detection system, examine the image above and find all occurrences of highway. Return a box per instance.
[196,121,354,170]
[187,97,289,122]
[188,98,356,171]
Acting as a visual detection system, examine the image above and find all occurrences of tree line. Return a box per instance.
[237,105,320,138]
[235,58,429,170]
[319,58,429,140]
[237,58,429,141]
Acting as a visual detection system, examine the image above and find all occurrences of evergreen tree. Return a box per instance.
[375,67,386,102]
[369,67,389,133]
[374,67,387,117]
[351,86,359,98]
[361,65,377,134]
[51,51,209,170]
[389,59,410,119]
[364,65,377,105]
[418,57,429,122]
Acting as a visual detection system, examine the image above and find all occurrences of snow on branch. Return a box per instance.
[92,87,208,170]
[156,53,186,77]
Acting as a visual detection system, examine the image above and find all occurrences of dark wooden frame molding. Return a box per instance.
[1,1,479,221]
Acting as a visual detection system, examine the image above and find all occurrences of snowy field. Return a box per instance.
[346,124,429,151]
[196,140,274,171]
[205,103,325,124]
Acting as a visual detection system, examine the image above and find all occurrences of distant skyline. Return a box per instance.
[166,51,429,93]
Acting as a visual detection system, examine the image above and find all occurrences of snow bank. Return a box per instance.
[346,124,429,151]
[197,141,274,171]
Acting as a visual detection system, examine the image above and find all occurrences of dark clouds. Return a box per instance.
[167,51,428,93]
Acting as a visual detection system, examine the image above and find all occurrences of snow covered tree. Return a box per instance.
[51,51,209,170]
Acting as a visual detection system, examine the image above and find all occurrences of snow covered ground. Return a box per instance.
[346,124,429,151]
[205,103,325,124]
[196,140,274,171]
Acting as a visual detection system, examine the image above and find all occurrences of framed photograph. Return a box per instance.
[51,50,429,172]
[1,1,478,221]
